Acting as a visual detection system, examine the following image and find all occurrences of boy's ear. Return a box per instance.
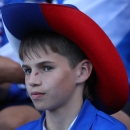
[76,59,93,84]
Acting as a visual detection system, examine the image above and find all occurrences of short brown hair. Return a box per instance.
[19,31,96,101]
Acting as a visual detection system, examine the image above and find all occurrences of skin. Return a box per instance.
[112,111,130,130]
[22,46,92,130]
[0,105,40,130]
[0,56,25,84]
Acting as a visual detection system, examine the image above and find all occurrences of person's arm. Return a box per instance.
[0,56,25,84]
[112,107,130,130]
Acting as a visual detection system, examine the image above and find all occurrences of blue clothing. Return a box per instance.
[17,100,126,130]
[116,31,130,101]
[6,84,32,107]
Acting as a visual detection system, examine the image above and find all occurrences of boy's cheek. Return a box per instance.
[25,77,29,85]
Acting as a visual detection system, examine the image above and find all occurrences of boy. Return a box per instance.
[1,3,129,130]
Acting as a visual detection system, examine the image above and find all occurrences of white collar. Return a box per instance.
[43,116,78,130]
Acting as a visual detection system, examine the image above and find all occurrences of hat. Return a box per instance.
[1,3,129,114]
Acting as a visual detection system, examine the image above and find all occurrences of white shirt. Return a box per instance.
[43,116,77,130]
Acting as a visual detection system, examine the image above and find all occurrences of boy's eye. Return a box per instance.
[43,66,53,72]
[24,69,32,75]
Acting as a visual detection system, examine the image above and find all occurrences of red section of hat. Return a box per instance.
[40,4,129,113]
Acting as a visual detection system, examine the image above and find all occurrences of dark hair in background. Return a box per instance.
[19,31,96,101]
[46,0,52,3]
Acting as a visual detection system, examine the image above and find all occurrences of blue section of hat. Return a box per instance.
[5,0,25,4]
[1,3,52,40]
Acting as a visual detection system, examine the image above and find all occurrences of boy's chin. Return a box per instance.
[34,105,45,111]
[33,102,52,111]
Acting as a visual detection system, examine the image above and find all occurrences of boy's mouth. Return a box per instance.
[31,91,45,100]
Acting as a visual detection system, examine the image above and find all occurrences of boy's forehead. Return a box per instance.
[22,45,55,61]
[22,46,67,63]
[22,49,71,70]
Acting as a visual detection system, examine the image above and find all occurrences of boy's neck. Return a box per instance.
[45,97,83,130]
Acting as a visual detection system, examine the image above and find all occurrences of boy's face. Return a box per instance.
[22,46,79,111]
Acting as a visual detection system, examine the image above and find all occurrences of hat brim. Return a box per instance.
[1,3,129,114]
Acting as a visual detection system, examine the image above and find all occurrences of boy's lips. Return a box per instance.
[31,91,45,100]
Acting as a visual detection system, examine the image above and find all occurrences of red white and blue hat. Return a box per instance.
[1,3,129,114]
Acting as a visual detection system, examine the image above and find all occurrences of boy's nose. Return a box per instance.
[28,72,42,87]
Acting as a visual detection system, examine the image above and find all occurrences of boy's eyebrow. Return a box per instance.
[22,64,29,68]
[22,61,55,68]
[36,61,55,67]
